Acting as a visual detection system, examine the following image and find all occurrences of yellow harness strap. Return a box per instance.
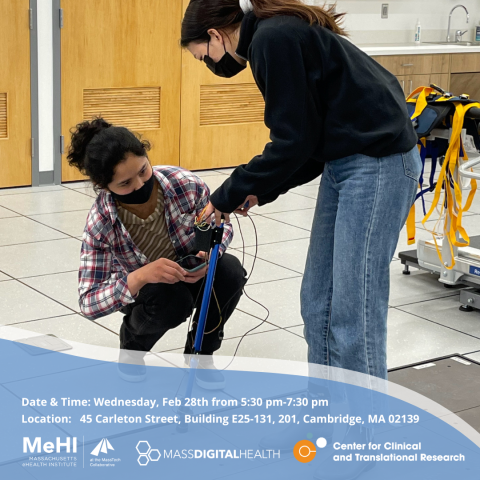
[421,101,480,269]
[406,139,426,245]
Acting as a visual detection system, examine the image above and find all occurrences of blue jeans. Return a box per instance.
[300,146,422,380]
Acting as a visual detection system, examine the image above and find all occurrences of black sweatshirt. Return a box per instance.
[209,12,418,213]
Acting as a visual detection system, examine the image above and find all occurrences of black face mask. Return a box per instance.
[111,172,155,205]
[204,41,246,78]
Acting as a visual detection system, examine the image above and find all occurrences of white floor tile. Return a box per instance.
[387,308,480,370]
[242,238,310,274]
[214,168,235,175]
[0,238,82,278]
[13,313,120,349]
[191,169,226,177]
[62,180,92,189]
[0,216,68,246]
[0,185,64,196]
[217,329,308,363]
[22,271,81,312]
[228,249,302,285]
[396,295,480,339]
[0,206,20,219]
[290,184,319,199]
[261,209,315,231]
[146,310,281,354]
[0,189,96,215]
[237,277,303,328]
[254,192,317,215]
[229,214,310,249]
[388,267,461,307]
[202,175,230,193]
[464,351,480,363]
[285,325,304,338]
[0,280,72,325]
[28,210,90,237]
[0,272,11,282]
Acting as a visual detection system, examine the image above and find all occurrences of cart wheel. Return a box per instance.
[459,305,474,312]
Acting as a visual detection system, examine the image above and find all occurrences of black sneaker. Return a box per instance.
[117,350,147,382]
[195,367,226,390]
[186,355,226,390]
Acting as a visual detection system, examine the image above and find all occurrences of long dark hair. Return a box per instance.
[180,0,346,47]
[67,117,151,192]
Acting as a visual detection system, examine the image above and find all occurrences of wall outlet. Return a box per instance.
[381,3,389,19]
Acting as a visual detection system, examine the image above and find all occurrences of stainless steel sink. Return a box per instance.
[422,41,473,46]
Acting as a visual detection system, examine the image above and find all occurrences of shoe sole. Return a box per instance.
[117,369,146,383]
[195,377,226,390]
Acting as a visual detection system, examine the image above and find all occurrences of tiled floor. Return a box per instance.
[1,168,480,372]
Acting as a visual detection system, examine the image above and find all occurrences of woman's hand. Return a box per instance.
[234,195,258,216]
[183,251,209,284]
[129,257,187,292]
[203,201,230,225]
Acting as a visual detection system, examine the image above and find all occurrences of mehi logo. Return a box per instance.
[91,438,114,456]
[23,437,77,453]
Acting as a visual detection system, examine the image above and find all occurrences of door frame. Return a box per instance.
[52,0,62,185]
[30,0,40,186]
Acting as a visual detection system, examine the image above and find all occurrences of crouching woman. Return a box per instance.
[68,118,247,382]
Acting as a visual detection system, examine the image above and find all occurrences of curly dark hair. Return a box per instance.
[67,117,151,192]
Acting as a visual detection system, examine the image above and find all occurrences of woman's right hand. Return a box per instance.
[127,259,187,296]
[141,258,187,284]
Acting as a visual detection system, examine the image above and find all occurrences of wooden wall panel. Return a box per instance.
[0,0,31,188]
[61,0,182,182]
[83,87,161,130]
[0,93,7,139]
[200,84,264,126]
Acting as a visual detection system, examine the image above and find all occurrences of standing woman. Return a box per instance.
[181,0,421,381]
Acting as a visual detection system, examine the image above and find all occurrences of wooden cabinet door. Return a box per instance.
[450,73,480,102]
[0,0,31,188]
[61,0,182,182]
[396,75,407,95]
[407,74,432,96]
[450,53,480,73]
[373,54,449,76]
[430,73,450,92]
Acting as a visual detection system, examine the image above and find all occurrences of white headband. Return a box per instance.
[239,0,253,14]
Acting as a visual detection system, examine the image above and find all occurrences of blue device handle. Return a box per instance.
[193,223,223,353]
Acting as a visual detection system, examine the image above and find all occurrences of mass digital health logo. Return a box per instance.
[91,438,114,456]
[136,441,161,466]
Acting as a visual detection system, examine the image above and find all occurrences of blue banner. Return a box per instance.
[1,337,479,480]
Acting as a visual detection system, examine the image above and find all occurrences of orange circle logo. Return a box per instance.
[293,440,317,463]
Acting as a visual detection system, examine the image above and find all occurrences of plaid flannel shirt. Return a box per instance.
[78,166,233,320]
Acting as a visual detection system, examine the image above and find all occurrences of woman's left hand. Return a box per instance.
[183,252,209,284]
[203,201,230,225]
[234,195,258,216]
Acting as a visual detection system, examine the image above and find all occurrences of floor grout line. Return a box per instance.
[391,306,480,342]
[390,291,462,308]
[4,312,82,327]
